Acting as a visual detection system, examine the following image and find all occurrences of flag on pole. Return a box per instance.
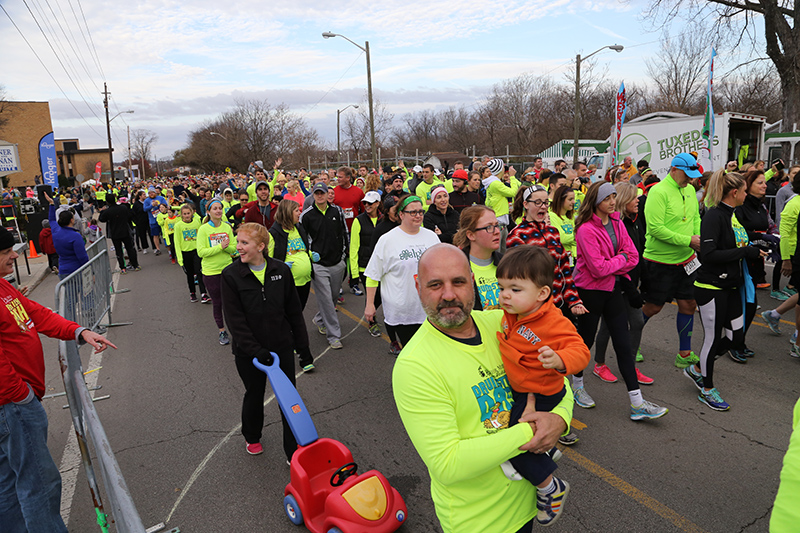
[702,47,717,164]
[611,82,627,166]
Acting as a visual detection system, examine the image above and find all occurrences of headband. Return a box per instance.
[398,195,423,212]
[595,183,617,206]
[522,184,547,203]
[207,198,223,210]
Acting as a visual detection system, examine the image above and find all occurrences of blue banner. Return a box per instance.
[39,132,58,187]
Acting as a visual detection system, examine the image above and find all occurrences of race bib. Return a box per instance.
[209,232,228,248]
[343,207,354,220]
[684,254,701,275]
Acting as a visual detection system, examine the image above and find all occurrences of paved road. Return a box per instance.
[28,248,798,532]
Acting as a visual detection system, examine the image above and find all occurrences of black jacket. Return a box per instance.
[98,203,134,239]
[300,202,348,267]
[423,206,459,244]
[370,218,400,250]
[220,257,311,363]
[734,194,770,240]
[449,190,483,212]
[696,202,761,290]
[132,200,149,227]
[268,222,314,280]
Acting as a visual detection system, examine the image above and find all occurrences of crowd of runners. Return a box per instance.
[3,151,799,532]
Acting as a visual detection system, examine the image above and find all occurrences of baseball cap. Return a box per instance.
[363,191,381,204]
[255,180,269,190]
[412,165,423,173]
[312,183,328,194]
[451,169,468,181]
[671,153,702,179]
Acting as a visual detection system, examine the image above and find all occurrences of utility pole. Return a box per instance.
[102,83,113,183]
[365,40,376,171]
[127,125,132,181]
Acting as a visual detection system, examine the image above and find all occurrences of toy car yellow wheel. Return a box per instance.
[284,494,303,526]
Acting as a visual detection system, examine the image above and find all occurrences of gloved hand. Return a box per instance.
[255,349,274,365]
[286,261,294,269]
[311,251,320,263]
[626,288,644,309]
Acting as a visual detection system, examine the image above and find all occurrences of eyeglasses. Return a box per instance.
[678,165,699,171]
[526,198,550,208]
[474,223,502,233]
[402,209,425,216]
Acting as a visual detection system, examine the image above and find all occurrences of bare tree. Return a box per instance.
[130,129,158,179]
[644,30,714,114]
[439,106,480,155]
[717,63,782,122]
[343,96,394,163]
[645,0,799,134]
[0,85,12,132]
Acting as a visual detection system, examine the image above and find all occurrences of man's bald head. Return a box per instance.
[417,244,475,330]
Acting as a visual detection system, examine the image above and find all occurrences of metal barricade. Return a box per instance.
[54,241,131,330]
[55,247,145,532]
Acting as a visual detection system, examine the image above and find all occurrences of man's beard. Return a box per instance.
[423,296,474,329]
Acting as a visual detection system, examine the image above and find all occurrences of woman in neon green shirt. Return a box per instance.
[548,186,577,262]
[268,200,314,310]
[197,198,238,346]
[173,203,208,303]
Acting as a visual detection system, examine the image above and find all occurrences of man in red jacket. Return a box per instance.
[237,180,277,228]
[333,167,364,295]
[0,227,116,532]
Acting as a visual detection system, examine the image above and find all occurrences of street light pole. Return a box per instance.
[336,104,359,163]
[323,32,377,170]
[572,44,624,166]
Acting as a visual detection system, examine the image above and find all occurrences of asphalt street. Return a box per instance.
[28,247,799,533]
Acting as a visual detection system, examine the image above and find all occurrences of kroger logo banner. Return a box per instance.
[39,132,58,187]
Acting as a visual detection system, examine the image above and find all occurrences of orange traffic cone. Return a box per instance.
[28,241,39,258]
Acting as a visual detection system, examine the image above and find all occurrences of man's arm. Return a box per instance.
[393,357,534,486]
[644,188,693,248]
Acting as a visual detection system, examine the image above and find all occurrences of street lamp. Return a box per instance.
[323,31,376,170]
[573,44,624,165]
[337,105,359,162]
[209,131,228,141]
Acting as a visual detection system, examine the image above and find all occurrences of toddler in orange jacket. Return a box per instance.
[496,245,590,527]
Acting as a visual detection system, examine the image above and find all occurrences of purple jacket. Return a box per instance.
[574,212,638,292]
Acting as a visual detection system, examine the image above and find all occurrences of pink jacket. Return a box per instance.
[574,212,638,292]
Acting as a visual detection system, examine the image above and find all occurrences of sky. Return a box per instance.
[0,0,754,161]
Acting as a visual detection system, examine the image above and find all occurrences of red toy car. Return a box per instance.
[253,356,407,533]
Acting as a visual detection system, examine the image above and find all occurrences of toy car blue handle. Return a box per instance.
[253,354,319,447]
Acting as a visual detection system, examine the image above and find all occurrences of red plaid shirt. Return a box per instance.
[506,219,582,310]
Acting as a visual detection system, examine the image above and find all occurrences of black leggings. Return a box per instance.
[112,236,138,270]
[296,282,310,310]
[181,250,206,295]
[135,224,149,250]
[235,350,297,461]
[695,286,744,389]
[576,284,638,392]
[392,323,422,347]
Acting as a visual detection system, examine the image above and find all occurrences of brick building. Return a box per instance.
[0,101,111,188]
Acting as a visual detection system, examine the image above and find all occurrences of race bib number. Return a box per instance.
[684,255,701,275]
[343,207,354,220]
[209,232,228,248]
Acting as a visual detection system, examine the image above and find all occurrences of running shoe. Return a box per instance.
[536,477,570,526]
[636,368,654,385]
[573,386,595,409]
[743,347,755,358]
[674,351,699,369]
[683,365,704,391]
[337,295,345,304]
[350,286,363,296]
[171,258,176,264]
[771,290,789,301]
[245,442,263,455]
[329,339,343,350]
[558,432,579,446]
[388,341,402,356]
[592,364,618,383]
[792,330,797,345]
[190,293,198,303]
[143,249,148,254]
[728,350,748,364]
[120,269,127,274]
[635,348,644,363]
[302,363,315,373]
[219,331,230,345]
[630,400,669,421]
[756,282,771,289]
[368,322,382,337]
[698,388,730,411]
[154,249,161,256]
[761,310,782,335]
[791,342,800,359]
[783,286,798,296]
[201,294,212,304]
[133,266,141,272]
[317,323,327,336]
[548,447,563,463]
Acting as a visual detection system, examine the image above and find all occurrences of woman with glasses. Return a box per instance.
[364,194,440,350]
[573,182,668,421]
[453,205,503,310]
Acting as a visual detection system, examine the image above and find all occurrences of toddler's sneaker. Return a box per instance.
[536,477,570,526]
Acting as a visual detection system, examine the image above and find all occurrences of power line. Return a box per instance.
[1,3,104,140]
[301,51,366,119]
[74,0,105,80]
[20,0,106,124]
[46,0,103,87]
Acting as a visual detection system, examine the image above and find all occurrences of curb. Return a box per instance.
[26,265,53,296]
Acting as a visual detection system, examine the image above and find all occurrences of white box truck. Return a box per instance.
[587,111,767,180]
